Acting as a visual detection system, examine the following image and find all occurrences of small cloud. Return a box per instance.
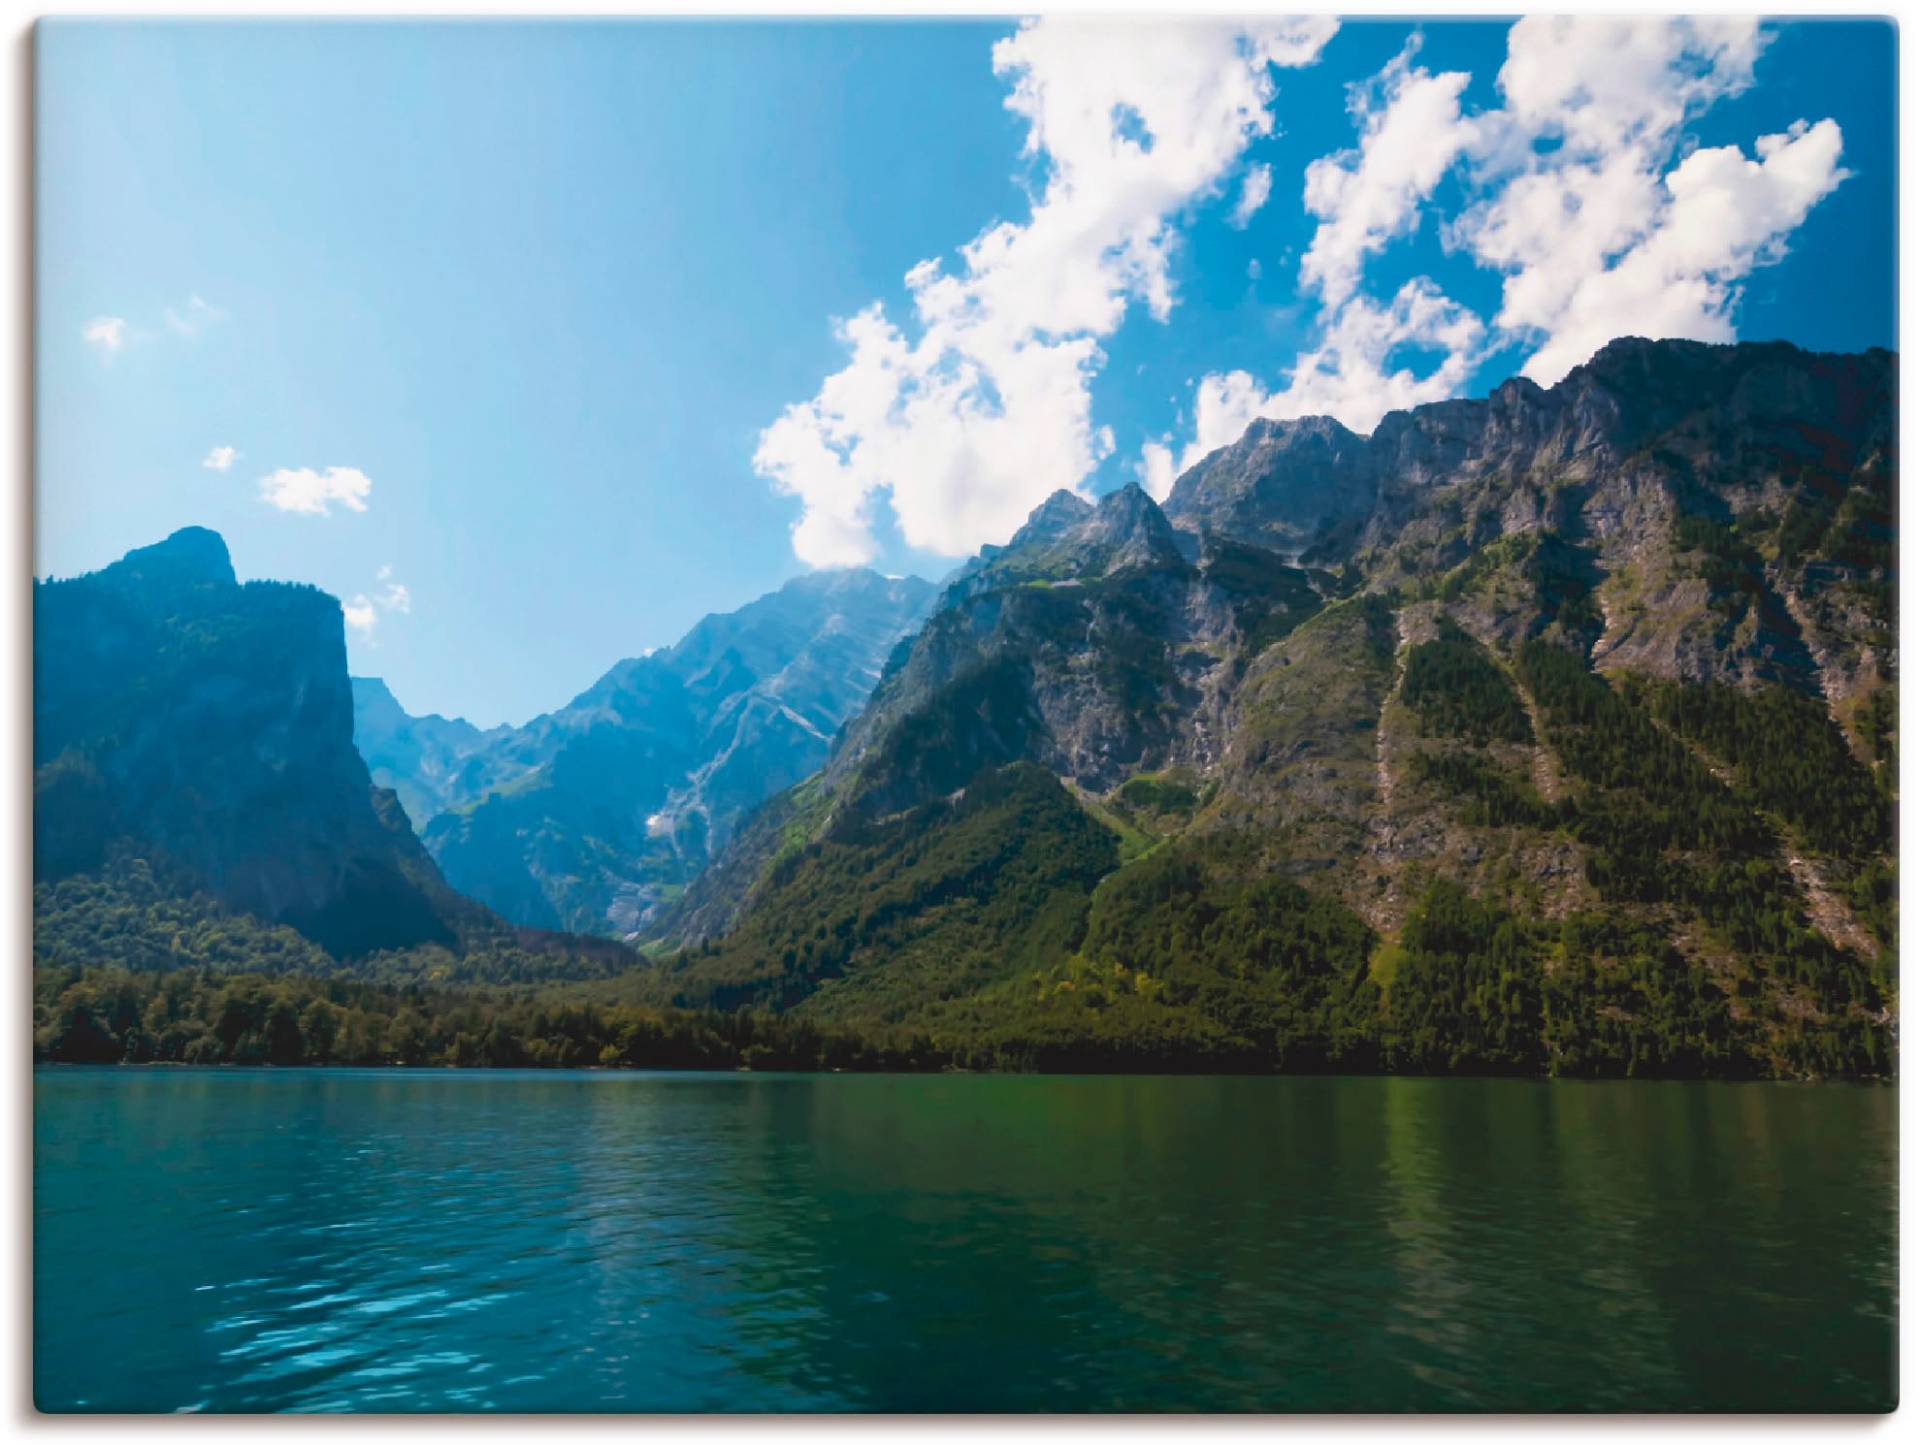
[84,296,224,358]
[165,294,227,338]
[83,317,128,355]
[202,445,238,472]
[1229,163,1273,228]
[1247,258,1264,281]
[342,594,378,639]
[373,564,409,612]
[259,465,372,516]
[344,566,413,642]
[343,565,410,642]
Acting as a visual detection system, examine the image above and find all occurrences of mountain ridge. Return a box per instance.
[31,336,1898,1077]
[643,336,1895,1079]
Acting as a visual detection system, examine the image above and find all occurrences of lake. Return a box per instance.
[33,1068,1895,1413]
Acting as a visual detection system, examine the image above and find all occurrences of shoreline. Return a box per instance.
[31,1059,1895,1085]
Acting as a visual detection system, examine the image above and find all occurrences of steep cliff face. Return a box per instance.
[371,568,936,936]
[651,339,1894,1078]
[34,528,472,956]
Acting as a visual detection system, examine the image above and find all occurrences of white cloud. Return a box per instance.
[342,595,378,639]
[82,317,128,356]
[1487,16,1765,164]
[1447,17,1843,384]
[1229,163,1273,228]
[342,566,412,642]
[202,445,238,472]
[258,466,372,516]
[164,294,227,338]
[1158,15,1846,478]
[84,295,225,358]
[1160,278,1484,469]
[1138,438,1178,502]
[756,17,1338,566]
[1477,117,1848,385]
[1299,39,1475,307]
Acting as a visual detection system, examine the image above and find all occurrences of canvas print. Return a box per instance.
[32,14,1896,1414]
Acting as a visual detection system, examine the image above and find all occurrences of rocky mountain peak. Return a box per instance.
[96,525,236,590]
[1076,482,1186,573]
[1007,488,1096,550]
[1163,410,1377,554]
[1246,413,1362,449]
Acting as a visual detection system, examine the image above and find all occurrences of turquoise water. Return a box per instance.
[34,1068,1895,1413]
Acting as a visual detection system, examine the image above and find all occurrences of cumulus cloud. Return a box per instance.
[757,17,1339,566]
[202,445,238,471]
[258,465,372,516]
[1486,16,1764,163]
[1506,120,1847,384]
[1155,16,1846,480]
[1229,163,1273,228]
[82,317,128,356]
[1299,39,1475,307]
[1447,17,1847,384]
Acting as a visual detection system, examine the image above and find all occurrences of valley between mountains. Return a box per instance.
[34,337,1897,1078]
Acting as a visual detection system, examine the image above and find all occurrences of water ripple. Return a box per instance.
[33,1069,1896,1413]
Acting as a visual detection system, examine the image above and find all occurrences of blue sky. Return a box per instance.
[37,18,1895,726]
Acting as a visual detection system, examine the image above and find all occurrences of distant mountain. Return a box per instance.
[360,568,936,936]
[650,338,1895,1079]
[351,677,512,830]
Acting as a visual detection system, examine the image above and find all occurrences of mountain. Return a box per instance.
[350,677,511,831]
[32,528,640,989]
[648,338,1895,1078]
[361,568,936,936]
[34,529,479,958]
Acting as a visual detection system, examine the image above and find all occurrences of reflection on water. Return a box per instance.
[34,1069,1894,1413]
